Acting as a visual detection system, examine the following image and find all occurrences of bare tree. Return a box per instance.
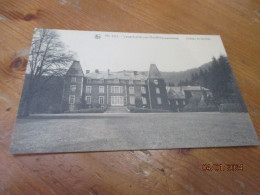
[19,29,74,117]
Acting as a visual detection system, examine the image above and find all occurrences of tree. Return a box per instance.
[208,56,233,104]
[135,97,143,108]
[19,29,74,117]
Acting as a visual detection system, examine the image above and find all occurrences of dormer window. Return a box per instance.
[71,77,76,83]
[114,78,119,83]
[154,80,158,85]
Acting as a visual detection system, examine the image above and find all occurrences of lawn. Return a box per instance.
[10,112,259,154]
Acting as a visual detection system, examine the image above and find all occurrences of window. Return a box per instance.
[99,86,104,93]
[100,79,104,83]
[154,80,158,85]
[183,100,186,105]
[85,96,91,104]
[157,97,162,104]
[141,79,145,84]
[111,96,124,106]
[69,95,75,104]
[176,100,179,105]
[86,86,92,93]
[71,77,76,82]
[99,96,105,104]
[111,86,123,93]
[114,78,119,83]
[129,87,135,94]
[87,78,92,83]
[141,86,146,94]
[129,79,133,84]
[130,96,135,105]
[142,97,147,105]
[156,88,160,94]
[70,85,76,92]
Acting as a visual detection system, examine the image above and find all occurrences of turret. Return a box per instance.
[147,64,168,110]
[62,61,84,111]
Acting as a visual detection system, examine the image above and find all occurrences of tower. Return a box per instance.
[147,64,168,110]
[62,61,84,111]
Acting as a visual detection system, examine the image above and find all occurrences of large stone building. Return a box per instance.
[62,61,169,111]
[62,61,212,112]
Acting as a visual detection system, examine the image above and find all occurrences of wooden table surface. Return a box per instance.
[0,0,260,194]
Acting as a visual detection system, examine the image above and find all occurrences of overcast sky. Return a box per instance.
[57,30,227,72]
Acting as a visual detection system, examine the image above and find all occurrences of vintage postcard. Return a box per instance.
[10,29,259,154]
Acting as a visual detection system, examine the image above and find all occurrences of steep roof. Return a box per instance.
[148,64,163,79]
[85,71,147,80]
[66,61,84,76]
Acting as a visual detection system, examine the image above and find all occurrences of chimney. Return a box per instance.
[86,70,90,74]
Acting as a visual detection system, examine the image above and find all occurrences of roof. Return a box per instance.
[66,61,84,76]
[166,86,210,99]
[148,64,163,79]
[166,86,186,99]
[85,71,147,80]
[181,86,209,91]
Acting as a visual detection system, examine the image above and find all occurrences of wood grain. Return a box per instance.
[0,0,259,194]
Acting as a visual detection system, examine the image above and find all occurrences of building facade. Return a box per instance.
[62,61,169,111]
[62,61,212,112]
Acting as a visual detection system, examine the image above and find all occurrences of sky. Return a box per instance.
[57,30,227,73]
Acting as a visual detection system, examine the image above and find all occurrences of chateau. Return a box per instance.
[62,61,169,111]
[62,61,211,112]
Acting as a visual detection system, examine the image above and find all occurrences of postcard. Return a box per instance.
[10,29,259,154]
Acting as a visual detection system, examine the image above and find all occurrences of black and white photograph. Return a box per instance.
[10,29,259,154]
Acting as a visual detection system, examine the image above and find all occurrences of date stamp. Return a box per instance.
[202,163,243,171]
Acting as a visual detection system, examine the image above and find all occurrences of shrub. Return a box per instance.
[49,103,62,113]
[219,103,244,112]
[197,104,219,112]
[183,104,198,112]
[127,106,168,113]
[65,107,107,113]
[135,97,143,108]
[184,103,219,112]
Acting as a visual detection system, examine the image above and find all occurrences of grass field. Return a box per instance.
[10,112,259,154]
